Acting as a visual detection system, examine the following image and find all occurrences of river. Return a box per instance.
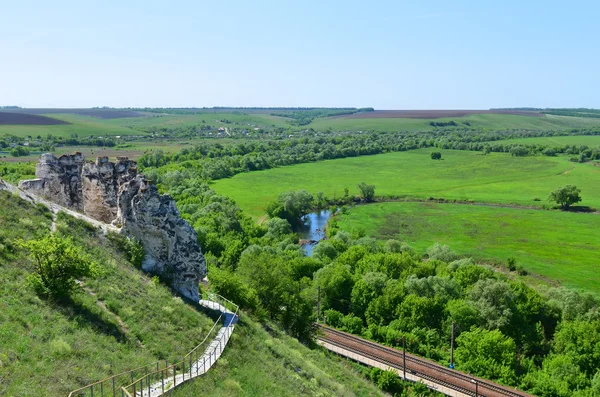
[296,209,332,255]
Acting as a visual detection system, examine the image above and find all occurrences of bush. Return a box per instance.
[19,234,98,297]
[507,257,517,271]
[426,243,459,262]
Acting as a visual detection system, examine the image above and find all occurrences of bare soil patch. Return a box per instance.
[337,109,543,119]
[0,112,71,125]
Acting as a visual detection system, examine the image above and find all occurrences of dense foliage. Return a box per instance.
[144,157,600,396]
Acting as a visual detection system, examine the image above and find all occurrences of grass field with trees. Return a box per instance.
[212,149,600,217]
[332,202,600,294]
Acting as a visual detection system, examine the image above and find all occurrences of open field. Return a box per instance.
[0,111,290,139]
[212,149,600,218]
[307,113,600,132]
[336,109,543,119]
[335,202,600,294]
[0,114,140,138]
[490,135,600,147]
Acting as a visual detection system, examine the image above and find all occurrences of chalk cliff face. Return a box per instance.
[117,176,206,301]
[19,153,138,222]
[19,153,206,301]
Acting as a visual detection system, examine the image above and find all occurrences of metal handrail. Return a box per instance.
[120,294,239,396]
[68,293,238,397]
[67,360,169,397]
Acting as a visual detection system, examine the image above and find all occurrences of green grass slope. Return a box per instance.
[170,317,384,397]
[212,149,600,218]
[0,190,391,397]
[335,202,600,294]
[0,112,290,139]
[308,113,600,132]
[0,190,216,396]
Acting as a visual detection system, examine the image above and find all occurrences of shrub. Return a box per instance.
[507,257,517,271]
[426,243,459,263]
[19,234,98,298]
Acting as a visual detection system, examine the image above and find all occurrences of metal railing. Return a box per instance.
[67,360,171,397]
[120,293,239,397]
[68,293,238,397]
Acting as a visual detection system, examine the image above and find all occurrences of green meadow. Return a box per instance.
[212,149,600,218]
[335,202,600,294]
[492,135,600,146]
[307,113,600,132]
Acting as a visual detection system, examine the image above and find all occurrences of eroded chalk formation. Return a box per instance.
[19,153,206,301]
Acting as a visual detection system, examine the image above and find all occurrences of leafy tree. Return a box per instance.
[357,182,375,202]
[10,146,30,157]
[314,263,354,313]
[19,235,97,297]
[351,272,388,317]
[553,320,600,376]
[510,146,529,157]
[549,185,582,209]
[468,279,515,330]
[426,243,459,262]
[430,151,442,160]
[395,294,445,331]
[266,189,314,226]
[455,328,518,385]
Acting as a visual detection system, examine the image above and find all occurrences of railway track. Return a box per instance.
[317,326,535,397]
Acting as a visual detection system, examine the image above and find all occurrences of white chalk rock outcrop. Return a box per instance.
[19,153,206,300]
[116,176,206,301]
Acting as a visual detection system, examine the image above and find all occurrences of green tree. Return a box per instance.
[455,328,518,385]
[549,185,582,209]
[265,189,314,226]
[357,182,375,202]
[314,263,354,313]
[19,235,97,297]
[430,151,442,160]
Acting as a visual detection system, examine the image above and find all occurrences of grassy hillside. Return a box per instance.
[0,190,219,396]
[307,113,600,132]
[212,149,600,218]
[0,189,395,397]
[334,202,600,294]
[170,316,386,397]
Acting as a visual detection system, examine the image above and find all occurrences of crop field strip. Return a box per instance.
[0,112,71,125]
[335,109,544,119]
[319,326,533,397]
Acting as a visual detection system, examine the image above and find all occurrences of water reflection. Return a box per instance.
[296,210,332,256]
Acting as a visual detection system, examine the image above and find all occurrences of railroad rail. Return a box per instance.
[317,325,535,397]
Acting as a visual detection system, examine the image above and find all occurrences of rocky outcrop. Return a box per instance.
[19,153,206,300]
[19,153,137,223]
[117,176,206,301]
[81,156,137,222]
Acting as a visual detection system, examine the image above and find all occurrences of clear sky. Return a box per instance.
[1,0,598,109]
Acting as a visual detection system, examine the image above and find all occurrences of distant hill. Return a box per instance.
[0,112,71,125]
[0,108,144,119]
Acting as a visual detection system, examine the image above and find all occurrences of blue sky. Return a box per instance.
[1,0,598,109]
